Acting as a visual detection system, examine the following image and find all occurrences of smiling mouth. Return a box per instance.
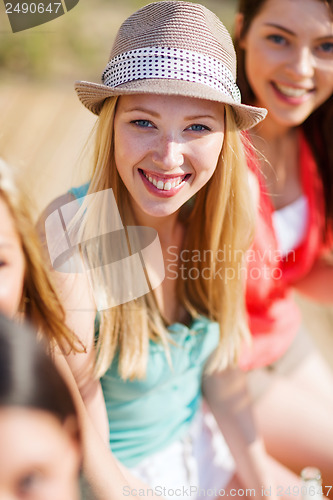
[272,82,314,98]
[139,169,191,191]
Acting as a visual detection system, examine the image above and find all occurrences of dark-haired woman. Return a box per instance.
[234,0,333,489]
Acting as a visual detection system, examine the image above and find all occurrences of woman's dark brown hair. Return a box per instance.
[0,314,77,423]
[235,0,333,235]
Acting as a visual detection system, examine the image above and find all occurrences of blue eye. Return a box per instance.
[188,124,210,132]
[131,120,153,128]
[319,41,333,54]
[267,34,287,46]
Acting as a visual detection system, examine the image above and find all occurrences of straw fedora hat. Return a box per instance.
[75,1,266,130]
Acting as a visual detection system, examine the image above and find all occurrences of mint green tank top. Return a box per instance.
[69,184,220,467]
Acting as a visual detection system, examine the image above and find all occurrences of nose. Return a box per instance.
[286,46,315,80]
[151,134,184,170]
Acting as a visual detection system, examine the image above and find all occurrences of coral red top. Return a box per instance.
[240,132,325,370]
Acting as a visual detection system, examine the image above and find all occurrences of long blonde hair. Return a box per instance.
[0,159,83,353]
[78,98,254,379]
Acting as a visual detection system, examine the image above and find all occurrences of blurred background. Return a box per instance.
[0,0,332,364]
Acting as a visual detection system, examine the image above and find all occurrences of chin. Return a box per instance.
[272,109,312,128]
[142,201,182,219]
[145,208,178,219]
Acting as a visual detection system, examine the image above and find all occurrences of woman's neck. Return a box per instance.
[249,123,302,209]
[252,108,296,142]
[130,202,182,248]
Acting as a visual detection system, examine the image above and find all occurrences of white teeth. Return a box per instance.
[142,171,186,190]
[275,83,309,97]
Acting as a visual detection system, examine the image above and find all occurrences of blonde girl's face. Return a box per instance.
[113,94,225,221]
[239,0,333,128]
[0,408,81,500]
[0,197,25,317]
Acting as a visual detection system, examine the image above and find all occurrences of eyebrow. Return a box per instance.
[264,23,296,36]
[124,107,160,117]
[123,107,218,121]
[264,23,333,40]
[184,114,218,121]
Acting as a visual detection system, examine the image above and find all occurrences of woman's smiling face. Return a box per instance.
[113,94,225,221]
[238,0,333,129]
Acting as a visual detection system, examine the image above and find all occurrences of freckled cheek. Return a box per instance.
[192,143,223,178]
[203,134,224,159]
[115,132,152,170]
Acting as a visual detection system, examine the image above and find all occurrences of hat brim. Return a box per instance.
[75,79,266,131]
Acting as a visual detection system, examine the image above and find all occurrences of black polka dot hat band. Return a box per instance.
[75,1,267,131]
